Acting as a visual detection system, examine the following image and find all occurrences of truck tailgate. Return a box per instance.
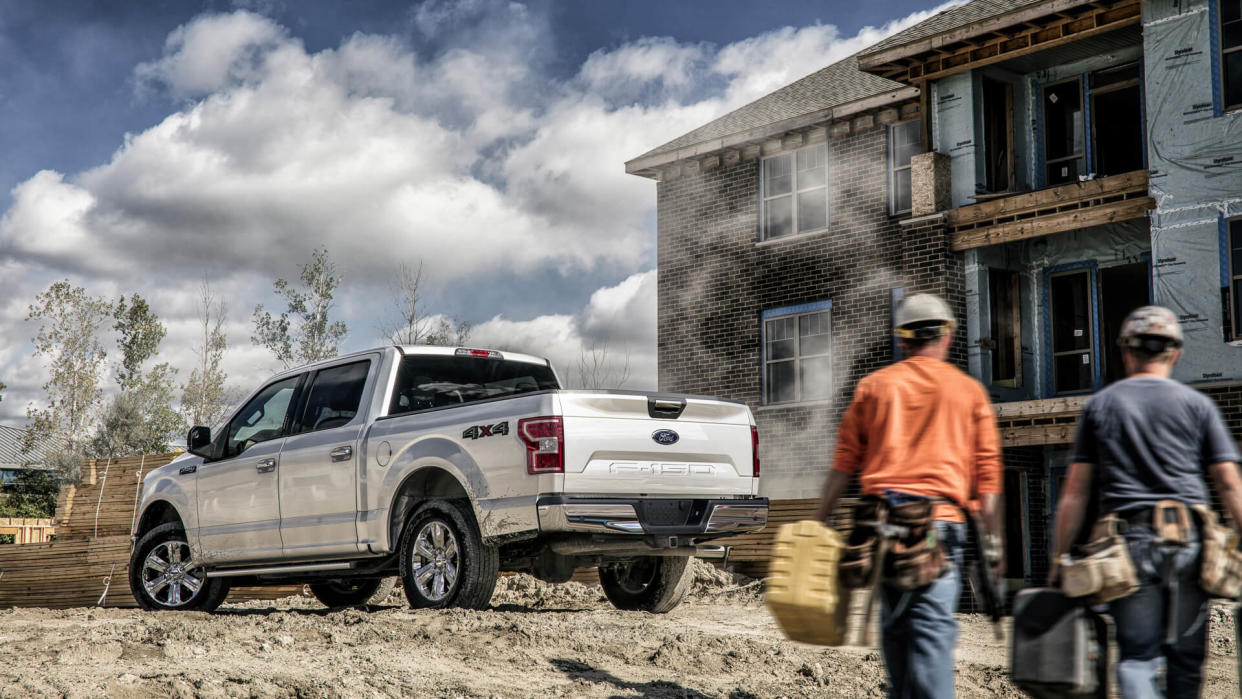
[557,392,757,497]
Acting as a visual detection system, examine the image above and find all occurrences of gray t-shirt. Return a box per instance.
[1072,377,1241,513]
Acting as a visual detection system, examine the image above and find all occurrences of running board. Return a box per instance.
[204,561,353,578]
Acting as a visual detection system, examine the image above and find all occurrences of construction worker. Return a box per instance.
[1051,306,1242,698]
[814,292,1004,699]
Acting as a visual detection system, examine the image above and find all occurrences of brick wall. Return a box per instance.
[656,124,960,498]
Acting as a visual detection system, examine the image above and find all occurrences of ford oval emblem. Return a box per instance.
[652,429,679,446]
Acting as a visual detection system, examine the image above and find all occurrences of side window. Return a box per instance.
[763,304,832,405]
[889,120,922,215]
[296,360,371,433]
[1222,1,1242,111]
[761,143,827,240]
[1228,219,1242,339]
[225,376,301,458]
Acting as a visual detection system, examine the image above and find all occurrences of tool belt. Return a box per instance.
[1191,504,1242,599]
[1061,499,1198,604]
[1060,513,1139,604]
[839,495,948,591]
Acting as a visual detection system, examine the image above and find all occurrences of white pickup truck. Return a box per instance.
[129,346,766,613]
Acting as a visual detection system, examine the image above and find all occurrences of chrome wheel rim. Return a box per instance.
[412,520,459,602]
[141,540,204,607]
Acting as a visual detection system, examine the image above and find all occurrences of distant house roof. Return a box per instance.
[0,425,53,469]
[626,0,1058,176]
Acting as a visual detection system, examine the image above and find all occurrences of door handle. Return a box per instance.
[256,457,277,473]
[329,446,353,462]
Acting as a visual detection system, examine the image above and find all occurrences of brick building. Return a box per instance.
[627,0,1242,585]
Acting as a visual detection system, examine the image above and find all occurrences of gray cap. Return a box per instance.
[1118,305,1183,346]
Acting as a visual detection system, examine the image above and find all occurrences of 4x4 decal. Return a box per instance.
[462,421,509,440]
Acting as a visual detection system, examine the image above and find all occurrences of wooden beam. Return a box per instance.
[951,196,1154,251]
[860,0,1141,84]
[1001,423,1078,446]
[858,0,1106,69]
[947,170,1148,227]
[993,396,1088,418]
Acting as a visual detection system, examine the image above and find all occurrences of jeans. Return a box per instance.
[1109,523,1209,699]
[879,520,965,699]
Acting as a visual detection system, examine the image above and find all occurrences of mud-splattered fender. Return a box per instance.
[133,457,199,551]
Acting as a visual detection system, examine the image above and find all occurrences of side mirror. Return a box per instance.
[187,426,213,458]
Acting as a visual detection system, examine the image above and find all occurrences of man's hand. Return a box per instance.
[812,469,851,523]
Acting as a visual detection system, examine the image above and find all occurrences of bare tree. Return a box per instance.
[378,262,471,347]
[252,248,348,367]
[574,342,631,389]
[182,279,234,428]
[24,280,113,481]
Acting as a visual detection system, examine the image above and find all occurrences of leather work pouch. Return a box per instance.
[1191,504,1242,599]
[1061,514,1139,604]
[883,498,948,590]
[1153,500,1192,545]
[839,497,883,589]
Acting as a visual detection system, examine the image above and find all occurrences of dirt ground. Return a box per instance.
[0,563,1237,698]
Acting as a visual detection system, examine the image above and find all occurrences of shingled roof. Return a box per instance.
[628,55,905,166]
[626,0,1049,175]
[0,425,53,469]
[859,0,1045,58]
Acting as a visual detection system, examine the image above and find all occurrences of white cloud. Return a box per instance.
[471,270,657,390]
[0,3,954,422]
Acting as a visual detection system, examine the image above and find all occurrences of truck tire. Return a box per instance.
[309,576,397,609]
[129,522,230,612]
[398,500,498,610]
[599,555,694,613]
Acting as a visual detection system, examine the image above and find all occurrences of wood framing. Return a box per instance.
[994,396,1085,446]
[0,517,54,545]
[860,0,1141,84]
[947,170,1153,251]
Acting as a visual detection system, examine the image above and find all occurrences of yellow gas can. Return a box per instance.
[765,519,863,646]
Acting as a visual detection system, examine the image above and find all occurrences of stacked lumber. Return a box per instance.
[58,454,175,539]
[0,453,299,609]
[715,498,856,579]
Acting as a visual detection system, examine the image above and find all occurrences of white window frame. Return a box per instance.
[760,143,829,241]
[762,301,833,405]
[888,119,922,216]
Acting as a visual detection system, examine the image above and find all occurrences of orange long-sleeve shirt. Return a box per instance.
[831,356,1003,522]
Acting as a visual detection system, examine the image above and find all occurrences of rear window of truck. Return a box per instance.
[388,355,559,415]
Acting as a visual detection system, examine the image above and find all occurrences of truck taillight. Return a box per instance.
[519,417,563,474]
[750,425,760,478]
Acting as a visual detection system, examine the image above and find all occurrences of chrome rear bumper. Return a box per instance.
[536,496,768,537]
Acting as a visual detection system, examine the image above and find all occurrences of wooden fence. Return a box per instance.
[0,517,55,545]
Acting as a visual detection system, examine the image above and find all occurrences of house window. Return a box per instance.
[1043,79,1085,186]
[1048,269,1095,394]
[889,120,922,215]
[763,303,831,404]
[982,78,1014,193]
[988,269,1021,387]
[762,144,827,240]
[1222,1,1242,111]
[1089,63,1144,177]
[1229,219,1242,337]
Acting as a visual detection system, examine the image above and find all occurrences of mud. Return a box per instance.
[0,562,1237,698]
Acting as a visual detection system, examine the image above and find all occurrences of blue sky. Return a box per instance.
[0,0,953,422]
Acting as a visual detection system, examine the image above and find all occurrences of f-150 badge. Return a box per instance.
[463,422,509,440]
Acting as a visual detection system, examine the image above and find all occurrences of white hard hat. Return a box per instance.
[894,293,956,339]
